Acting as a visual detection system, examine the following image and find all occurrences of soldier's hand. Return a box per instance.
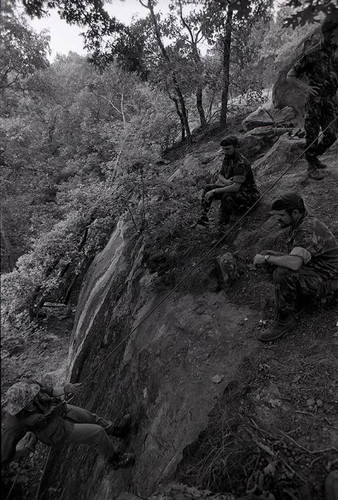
[205,190,214,201]
[64,382,81,395]
[253,254,265,266]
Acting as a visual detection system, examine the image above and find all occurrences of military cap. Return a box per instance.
[220,135,239,147]
[6,381,40,415]
[271,192,305,212]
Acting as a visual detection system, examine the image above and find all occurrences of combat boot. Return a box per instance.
[314,158,327,169]
[106,414,132,438]
[259,315,297,342]
[108,451,135,469]
[194,215,210,229]
[307,163,324,180]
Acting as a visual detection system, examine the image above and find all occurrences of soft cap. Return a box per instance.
[220,135,239,147]
[6,381,40,415]
[271,192,305,212]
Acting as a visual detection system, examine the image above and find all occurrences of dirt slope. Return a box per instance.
[2,127,337,500]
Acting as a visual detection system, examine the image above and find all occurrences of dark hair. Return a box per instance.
[220,135,239,147]
[271,192,306,215]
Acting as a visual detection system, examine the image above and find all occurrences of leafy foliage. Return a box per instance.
[21,0,125,51]
[0,0,50,93]
[283,0,338,28]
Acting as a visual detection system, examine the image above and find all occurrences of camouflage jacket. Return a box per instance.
[1,380,71,466]
[288,214,338,279]
[220,151,259,195]
[291,41,338,96]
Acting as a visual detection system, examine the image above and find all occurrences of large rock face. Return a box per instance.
[272,28,322,123]
[41,216,258,500]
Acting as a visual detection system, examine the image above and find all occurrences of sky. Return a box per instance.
[28,0,173,61]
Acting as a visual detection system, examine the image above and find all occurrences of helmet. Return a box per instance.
[6,381,40,415]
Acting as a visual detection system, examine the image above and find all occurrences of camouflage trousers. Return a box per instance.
[273,267,332,319]
[201,184,259,225]
[304,93,337,162]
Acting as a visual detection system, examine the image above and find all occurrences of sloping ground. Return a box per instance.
[39,132,338,500]
[2,121,337,500]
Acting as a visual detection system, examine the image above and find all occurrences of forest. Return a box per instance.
[1,0,321,327]
[2,1,338,500]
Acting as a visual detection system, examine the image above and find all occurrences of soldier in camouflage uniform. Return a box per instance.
[1,379,134,468]
[195,135,259,235]
[287,11,338,180]
[254,192,338,342]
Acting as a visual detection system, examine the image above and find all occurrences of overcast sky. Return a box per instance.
[28,0,173,61]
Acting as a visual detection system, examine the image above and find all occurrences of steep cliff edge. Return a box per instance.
[38,135,338,500]
[40,207,258,499]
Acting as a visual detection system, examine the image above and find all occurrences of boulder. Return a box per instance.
[245,126,293,144]
[239,135,265,159]
[242,106,298,131]
[242,106,274,130]
[272,27,322,125]
[252,135,305,176]
[215,252,239,288]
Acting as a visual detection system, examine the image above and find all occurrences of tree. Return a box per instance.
[165,0,207,127]
[203,0,273,127]
[21,0,125,51]
[140,0,192,142]
[0,0,49,93]
[283,0,338,28]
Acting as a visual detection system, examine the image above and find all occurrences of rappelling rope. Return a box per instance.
[78,113,338,386]
[29,115,338,500]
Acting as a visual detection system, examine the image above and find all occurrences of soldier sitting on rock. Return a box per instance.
[286,10,338,180]
[194,135,260,237]
[1,379,135,469]
[253,192,338,342]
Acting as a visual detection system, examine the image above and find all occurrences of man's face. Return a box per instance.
[222,145,236,157]
[274,209,293,229]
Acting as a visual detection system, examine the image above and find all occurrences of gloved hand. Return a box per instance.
[64,382,81,395]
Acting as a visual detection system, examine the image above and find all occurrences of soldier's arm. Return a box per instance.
[212,182,242,195]
[254,253,303,271]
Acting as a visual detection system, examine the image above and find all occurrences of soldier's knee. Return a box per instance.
[273,267,293,284]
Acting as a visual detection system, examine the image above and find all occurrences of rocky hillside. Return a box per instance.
[19,103,336,500]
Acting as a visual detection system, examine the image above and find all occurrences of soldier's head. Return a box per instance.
[6,381,40,415]
[271,192,306,228]
[220,135,239,158]
[321,9,338,46]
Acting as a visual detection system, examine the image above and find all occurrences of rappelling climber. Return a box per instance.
[194,135,260,237]
[253,192,338,342]
[286,9,338,180]
[1,379,135,469]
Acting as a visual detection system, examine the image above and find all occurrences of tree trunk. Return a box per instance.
[220,7,233,128]
[196,86,207,127]
[169,94,186,141]
[145,0,191,142]
[191,45,206,127]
